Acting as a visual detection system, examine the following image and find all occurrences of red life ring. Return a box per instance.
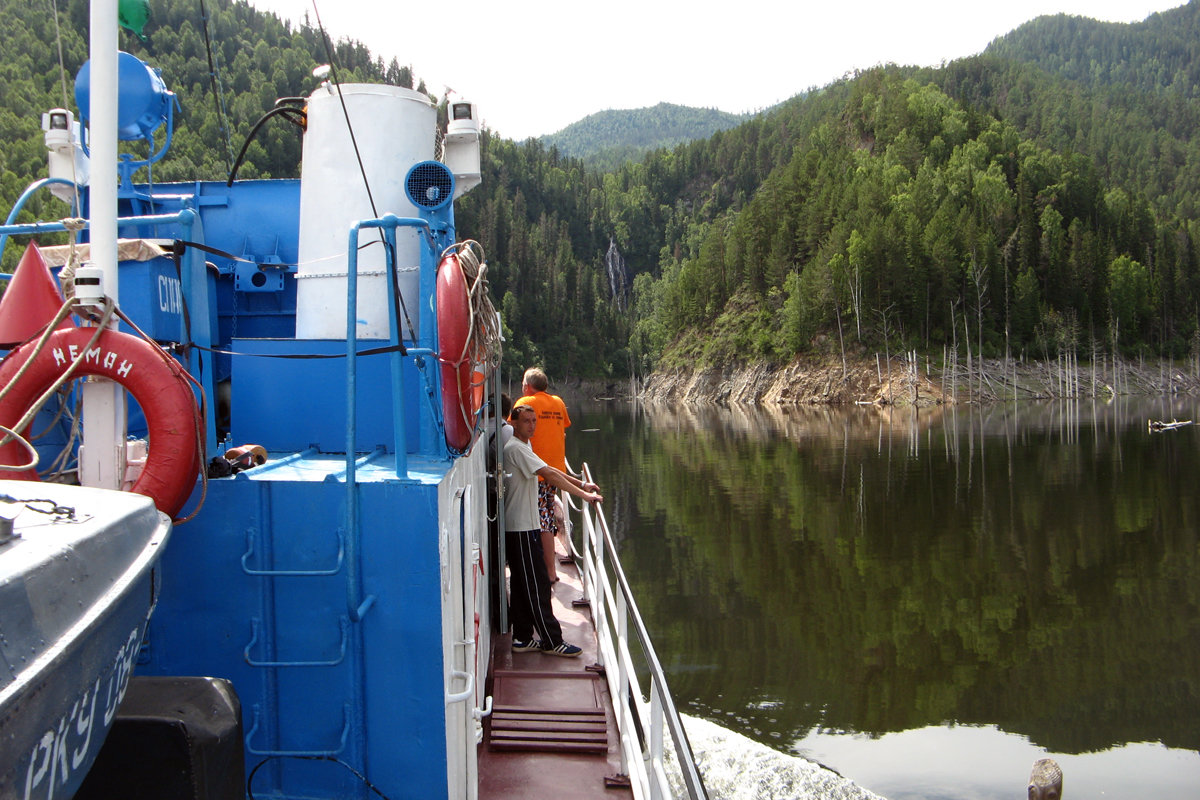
[436,253,481,453]
[0,326,200,518]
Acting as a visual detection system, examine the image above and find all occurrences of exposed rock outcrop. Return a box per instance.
[641,356,947,407]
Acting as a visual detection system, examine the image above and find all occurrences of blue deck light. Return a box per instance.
[75,51,171,142]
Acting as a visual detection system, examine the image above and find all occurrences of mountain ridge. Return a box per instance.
[538,102,754,169]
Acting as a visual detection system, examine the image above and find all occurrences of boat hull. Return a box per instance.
[0,481,171,800]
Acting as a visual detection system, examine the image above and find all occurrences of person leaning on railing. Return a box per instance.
[514,367,571,581]
[503,404,601,658]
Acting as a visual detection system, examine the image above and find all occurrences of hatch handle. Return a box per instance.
[446,669,474,704]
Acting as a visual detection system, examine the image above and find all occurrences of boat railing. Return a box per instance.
[568,462,708,800]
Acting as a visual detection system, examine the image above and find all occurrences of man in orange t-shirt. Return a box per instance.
[513,367,571,580]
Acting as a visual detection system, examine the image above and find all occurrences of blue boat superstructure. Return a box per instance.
[117,90,494,800]
[1,52,497,796]
[0,47,706,800]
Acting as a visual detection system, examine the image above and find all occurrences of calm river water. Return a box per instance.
[566,396,1200,800]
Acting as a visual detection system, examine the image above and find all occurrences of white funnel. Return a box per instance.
[295,84,435,340]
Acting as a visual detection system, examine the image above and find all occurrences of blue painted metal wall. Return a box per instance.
[115,179,301,380]
[228,339,426,455]
[144,472,451,799]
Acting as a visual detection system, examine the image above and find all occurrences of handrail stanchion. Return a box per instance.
[594,503,607,669]
[651,689,665,800]
[614,588,630,776]
[615,588,630,772]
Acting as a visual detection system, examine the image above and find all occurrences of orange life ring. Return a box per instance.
[436,252,481,453]
[0,326,200,518]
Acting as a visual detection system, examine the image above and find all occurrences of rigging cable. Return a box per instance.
[198,0,235,173]
[45,0,82,214]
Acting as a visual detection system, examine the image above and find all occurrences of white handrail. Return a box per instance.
[566,463,708,800]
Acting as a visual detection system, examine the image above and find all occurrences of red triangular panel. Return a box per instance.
[0,243,75,347]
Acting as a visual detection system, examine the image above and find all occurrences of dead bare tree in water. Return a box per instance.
[948,299,961,402]
[833,295,848,383]
[963,311,973,399]
[876,304,896,404]
[970,251,990,401]
[1110,318,1122,396]
[1191,320,1200,379]
[1090,332,1101,398]
[1003,229,1017,403]
[1060,313,1079,399]
[908,350,919,404]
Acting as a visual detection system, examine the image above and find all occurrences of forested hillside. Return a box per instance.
[541,103,750,171]
[612,1,1200,373]
[987,7,1200,97]
[2,0,1198,385]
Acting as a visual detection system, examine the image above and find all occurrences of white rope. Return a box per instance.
[440,240,501,371]
[0,299,117,470]
[57,217,87,301]
[0,424,40,471]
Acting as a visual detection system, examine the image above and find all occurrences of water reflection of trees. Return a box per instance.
[575,399,1200,756]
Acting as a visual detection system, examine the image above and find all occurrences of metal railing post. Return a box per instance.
[650,689,665,800]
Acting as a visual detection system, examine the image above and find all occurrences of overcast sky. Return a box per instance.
[249,0,1185,141]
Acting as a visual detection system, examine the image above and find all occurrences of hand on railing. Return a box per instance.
[581,481,602,504]
[539,465,601,505]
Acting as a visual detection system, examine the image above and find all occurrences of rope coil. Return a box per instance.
[436,240,501,451]
[439,239,501,374]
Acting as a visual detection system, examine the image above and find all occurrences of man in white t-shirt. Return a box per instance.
[503,404,602,657]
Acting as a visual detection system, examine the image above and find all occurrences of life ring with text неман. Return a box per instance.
[0,326,200,518]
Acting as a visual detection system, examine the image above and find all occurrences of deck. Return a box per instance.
[478,537,633,800]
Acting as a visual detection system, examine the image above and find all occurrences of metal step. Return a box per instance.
[488,669,609,754]
[489,708,607,753]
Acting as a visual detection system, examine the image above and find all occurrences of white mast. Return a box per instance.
[79,0,127,491]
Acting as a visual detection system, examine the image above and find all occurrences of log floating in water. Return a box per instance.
[1148,418,1194,432]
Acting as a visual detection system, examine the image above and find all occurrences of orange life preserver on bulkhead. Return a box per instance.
[0,326,200,518]
[436,252,482,453]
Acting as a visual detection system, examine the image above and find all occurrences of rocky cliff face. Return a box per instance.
[640,356,948,406]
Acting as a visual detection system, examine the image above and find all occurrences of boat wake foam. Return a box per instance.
[667,715,886,800]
